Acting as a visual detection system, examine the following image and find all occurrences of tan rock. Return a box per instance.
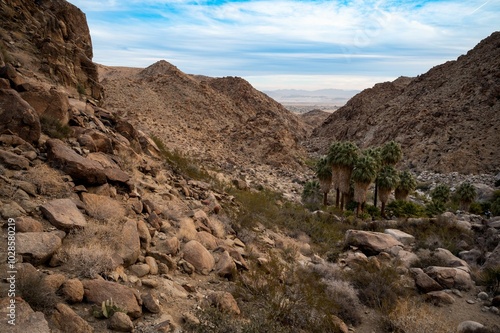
[61,278,84,303]
[0,297,49,333]
[0,149,30,170]
[384,229,415,246]
[207,291,240,315]
[0,89,41,144]
[164,236,180,255]
[129,263,150,277]
[141,292,161,313]
[82,279,142,319]
[16,216,44,233]
[51,303,94,333]
[425,291,455,305]
[145,256,158,275]
[40,198,87,231]
[108,311,134,332]
[182,240,215,275]
[196,231,219,250]
[410,268,443,293]
[117,219,141,267]
[216,250,236,278]
[345,230,403,255]
[424,266,473,291]
[17,232,62,265]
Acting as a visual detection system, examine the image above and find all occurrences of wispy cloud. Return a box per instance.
[69,0,499,90]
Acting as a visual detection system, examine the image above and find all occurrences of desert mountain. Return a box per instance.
[309,32,500,175]
[99,61,309,191]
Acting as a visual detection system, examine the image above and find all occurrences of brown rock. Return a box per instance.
[86,130,113,154]
[410,268,443,293]
[17,232,62,264]
[145,256,158,275]
[129,264,150,277]
[141,292,161,313]
[61,278,85,303]
[16,216,44,233]
[108,311,134,332]
[136,219,151,250]
[40,198,87,231]
[164,237,180,255]
[46,139,107,185]
[216,251,236,278]
[0,149,30,170]
[196,231,219,250]
[0,89,41,144]
[117,219,141,267]
[41,273,66,294]
[51,303,93,333]
[345,229,403,255]
[0,297,49,333]
[20,86,70,125]
[82,279,142,319]
[207,291,240,315]
[425,291,455,305]
[424,266,473,291]
[182,240,215,275]
[77,134,97,152]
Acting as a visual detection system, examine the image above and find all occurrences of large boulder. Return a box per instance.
[51,303,94,333]
[345,230,403,255]
[20,86,70,125]
[410,268,443,293]
[45,139,107,184]
[40,198,87,231]
[424,266,473,291]
[384,229,415,246]
[0,297,50,333]
[117,219,141,267]
[207,291,240,315]
[182,240,215,275]
[0,149,30,170]
[82,279,142,319]
[0,89,41,144]
[17,232,62,265]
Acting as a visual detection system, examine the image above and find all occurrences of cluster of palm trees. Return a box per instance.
[311,140,417,217]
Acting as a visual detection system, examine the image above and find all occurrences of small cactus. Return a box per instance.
[92,298,124,319]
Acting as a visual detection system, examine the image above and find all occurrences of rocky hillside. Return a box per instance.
[99,61,310,195]
[309,32,500,175]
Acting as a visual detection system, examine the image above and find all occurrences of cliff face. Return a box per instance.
[0,0,102,99]
[310,32,500,174]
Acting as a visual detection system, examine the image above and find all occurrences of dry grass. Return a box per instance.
[23,164,71,197]
[60,221,123,278]
[82,193,126,222]
[178,217,198,241]
[17,270,59,314]
[387,299,454,333]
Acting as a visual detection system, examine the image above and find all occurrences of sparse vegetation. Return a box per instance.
[17,270,59,314]
[40,115,72,139]
[386,200,426,218]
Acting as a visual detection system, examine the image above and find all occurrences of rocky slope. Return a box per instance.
[99,61,310,196]
[309,32,500,175]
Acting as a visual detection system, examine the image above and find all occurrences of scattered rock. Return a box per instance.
[61,278,84,303]
[425,291,455,305]
[141,292,161,313]
[129,264,150,277]
[0,149,30,170]
[0,89,41,144]
[216,250,237,278]
[17,232,62,264]
[384,229,415,246]
[117,219,141,267]
[108,311,134,332]
[457,321,484,333]
[182,240,215,275]
[51,303,94,333]
[40,198,87,231]
[0,297,50,333]
[15,216,44,233]
[345,230,403,255]
[207,291,241,315]
[424,266,473,291]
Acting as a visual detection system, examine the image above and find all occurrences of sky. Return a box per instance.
[68,0,499,91]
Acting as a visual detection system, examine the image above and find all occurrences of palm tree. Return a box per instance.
[327,141,343,208]
[315,157,332,206]
[431,184,450,204]
[375,141,402,207]
[328,141,359,210]
[395,170,417,201]
[378,165,400,218]
[456,182,476,211]
[302,180,322,208]
[352,154,378,216]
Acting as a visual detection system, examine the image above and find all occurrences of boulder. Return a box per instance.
[51,303,93,333]
[483,243,500,270]
[117,219,141,267]
[164,237,180,255]
[216,250,237,278]
[433,248,469,269]
[424,266,473,291]
[182,240,215,275]
[61,278,84,303]
[345,230,403,255]
[128,264,150,277]
[0,89,41,144]
[410,268,443,293]
[425,291,455,305]
[0,201,26,218]
[145,256,158,275]
[20,86,70,125]
[457,321,484,333]
[108,312,134,332]
[196,231,219,250]
[0,297,50,333]
[40,198,87,231]
[384,229,415,246]
[141,292,161,313]
[15,216,44,233]
[45,139,107,184]
[0,149,30,170]
[17,232,62,264]
[207,291,240,315]
[82,279,142,319]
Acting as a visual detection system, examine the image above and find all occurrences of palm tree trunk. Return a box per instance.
[373,179,378,207]
[356,202,362,216]
[323,192,328,206]
[336,188,340,208]
[381,201,386,218]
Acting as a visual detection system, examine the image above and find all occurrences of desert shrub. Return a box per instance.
[344,259,406,314]
[302,180,322,210]
[469,201,483,215]
[365,204,381,219]
[22,164,71,197]
[477,266,500,294]
[386,200,426,218]
[17,270,59,314]
[411,250,451,269]
[82,194,126,221]
[430,184,450,204]
[40,115,72,139]
[490,190,500,216]
[60,221,123,278]
[425,200,446,216]
[387,298,454,333]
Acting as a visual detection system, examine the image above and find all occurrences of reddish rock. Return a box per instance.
[0,89,41,144]
[40,198,87,231]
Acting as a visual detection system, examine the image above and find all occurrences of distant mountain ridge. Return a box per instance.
[264,88,359,105]
[308,31,500,174]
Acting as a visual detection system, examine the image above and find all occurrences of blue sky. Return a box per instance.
[68,0,499,90]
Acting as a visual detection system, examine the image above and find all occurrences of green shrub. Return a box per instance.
[430,184,450,204]
[425,200,446,217]
[469,202,483,215]
[365,204,381,219]
[386,200,426,218]
[40,116,72,139]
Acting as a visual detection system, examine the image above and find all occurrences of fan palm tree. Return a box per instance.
[395,170,417,201]
[378,165,400,217]
[328,141,359,210]
[315,157,332,206]
[302,180,322,208]
[352,154,378,216]
[456,182,477,211]
[431,184,450,204]
[375,141,402,207]
[327,141,343,208]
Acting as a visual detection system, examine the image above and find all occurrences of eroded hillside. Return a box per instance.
[309,32,500,175]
